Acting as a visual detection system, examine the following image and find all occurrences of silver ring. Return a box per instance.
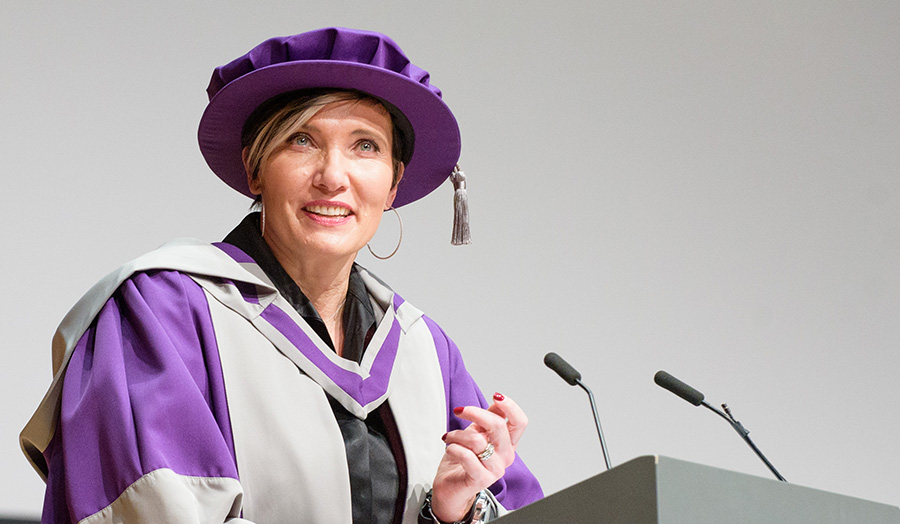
[477,442,495,462]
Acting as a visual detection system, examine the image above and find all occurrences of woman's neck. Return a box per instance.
[264,237,355,356]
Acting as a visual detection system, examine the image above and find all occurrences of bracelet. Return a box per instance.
[421,489,493,524]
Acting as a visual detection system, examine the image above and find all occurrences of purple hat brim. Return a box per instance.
[198,60,461,208]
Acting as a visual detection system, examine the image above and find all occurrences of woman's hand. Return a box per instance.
[429,393,528,522]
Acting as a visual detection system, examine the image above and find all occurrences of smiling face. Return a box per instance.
[246,97,403,266]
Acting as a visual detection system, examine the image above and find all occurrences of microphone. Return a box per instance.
[544,352,612,470]
[544,351,581,385]
[654,370,704,406]
[653,370,787,482]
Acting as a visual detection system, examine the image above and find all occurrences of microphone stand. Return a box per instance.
[576,378,612,471]
[701,401,786,482]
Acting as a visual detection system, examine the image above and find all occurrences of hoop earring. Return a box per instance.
[367,207,403,260]
[259,199,266,237]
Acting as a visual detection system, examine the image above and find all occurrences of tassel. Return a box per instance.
[450,164,471,245]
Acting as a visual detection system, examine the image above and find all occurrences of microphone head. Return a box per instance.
[544,352,581,386]
[654,370,705,406]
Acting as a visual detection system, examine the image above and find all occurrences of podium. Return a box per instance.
[495,455,900,523]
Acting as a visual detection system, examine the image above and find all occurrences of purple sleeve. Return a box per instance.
[41,270,238,523]
[423,316,544,510]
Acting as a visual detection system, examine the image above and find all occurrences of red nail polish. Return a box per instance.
[441,432,448,442]
[453,406,464,415]
[493,392,505,402]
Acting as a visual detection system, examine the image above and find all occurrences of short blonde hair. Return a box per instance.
[241,90,404,191]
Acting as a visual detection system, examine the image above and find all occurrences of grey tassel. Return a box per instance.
[450,164,471,245]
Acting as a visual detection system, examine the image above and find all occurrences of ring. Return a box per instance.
[477,442,495,462]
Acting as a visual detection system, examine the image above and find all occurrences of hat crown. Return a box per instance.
[206,27,441,102]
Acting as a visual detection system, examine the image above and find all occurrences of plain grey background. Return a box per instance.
[2,1,898,518]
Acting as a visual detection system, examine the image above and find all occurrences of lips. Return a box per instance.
[303,203,352,217]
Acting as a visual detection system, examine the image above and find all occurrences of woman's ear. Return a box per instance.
[243,147,262,195]
[385,162,404,208]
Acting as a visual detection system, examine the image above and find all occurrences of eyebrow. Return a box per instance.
[300,123,388,139]
[349,128,388,140]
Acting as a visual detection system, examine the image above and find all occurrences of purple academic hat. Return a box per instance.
[198,27,462,211]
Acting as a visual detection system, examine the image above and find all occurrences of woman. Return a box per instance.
[21,27,542,523]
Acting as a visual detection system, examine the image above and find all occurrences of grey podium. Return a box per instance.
[496,455,900,523]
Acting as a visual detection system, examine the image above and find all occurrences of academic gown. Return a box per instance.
[20,236,543,523]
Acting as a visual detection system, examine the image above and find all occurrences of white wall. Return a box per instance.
[2,1,898,518]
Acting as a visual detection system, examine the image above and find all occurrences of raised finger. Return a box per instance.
[487,393,528,447]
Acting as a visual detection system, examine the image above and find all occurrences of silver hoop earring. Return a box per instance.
[259,200,266,237]
[367,207,403,260]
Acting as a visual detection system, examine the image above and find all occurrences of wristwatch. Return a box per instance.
[421,489,496,524]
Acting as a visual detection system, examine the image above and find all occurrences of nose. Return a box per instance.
[312,148,349,194]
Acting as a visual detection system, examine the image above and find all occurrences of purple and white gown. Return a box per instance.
[20,238,543,523]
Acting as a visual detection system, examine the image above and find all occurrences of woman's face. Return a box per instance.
[247,99,401,264]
